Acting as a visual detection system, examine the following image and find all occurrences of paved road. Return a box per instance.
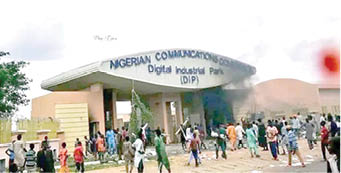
[263,160,327,172]
[88,139,329,173]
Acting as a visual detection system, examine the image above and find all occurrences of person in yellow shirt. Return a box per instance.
[227,123,237,151]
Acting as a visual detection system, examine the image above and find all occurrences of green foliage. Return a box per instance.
[0,51,31,118]
[128,90,154,136]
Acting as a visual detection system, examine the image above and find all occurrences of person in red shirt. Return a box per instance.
[320,121,329,161]
[96,135,106,163]
[74,141,85,172]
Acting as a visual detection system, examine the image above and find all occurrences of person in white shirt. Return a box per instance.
[235,123,246,149]
[320,113,326,123]
[292,115,301,139]
[252,121,258,138]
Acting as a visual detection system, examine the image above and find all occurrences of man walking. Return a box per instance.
[155,129,171,173]
[266,122,278,160]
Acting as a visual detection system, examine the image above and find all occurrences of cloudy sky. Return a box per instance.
[0,1,340,118]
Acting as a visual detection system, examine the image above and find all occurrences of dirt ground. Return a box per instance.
[88,139,327,173]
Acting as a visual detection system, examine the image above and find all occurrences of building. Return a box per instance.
[232,78,340,121]
[31,49,256,146]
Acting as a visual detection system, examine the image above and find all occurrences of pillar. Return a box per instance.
[162,101,169,144]
[88,83,105,134]
[112,90,118,129]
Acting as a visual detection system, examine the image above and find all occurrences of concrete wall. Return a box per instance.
[32,83,106,134]
[319,88,340,114]
[55,103,89,153]
[31,91,90,119]
[235,79,323,120]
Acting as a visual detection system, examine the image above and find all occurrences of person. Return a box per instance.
[37,141,55,172]
[74,141,85,173]
[252,122,258,138]
[132,131,145,173]
[287,125,305,167]
[227,123,237,151]
[320,113,326,123]
[320,121,329,161]
[74,138,80,148]
[84,136,92,156]
[13,134,26,172]
[161,128,167,145]
[155,129,171,173]
[189,133,200,167]
[266,121,278,160]
[274,120,282,154]
[257,119,268,151]
[198,124,207,150]
[97,134,106,163]
[292,115,301,139]
[304,119,315,150]
[327,136,340,173]
[335,115,340,136]
[122,127,128,139]
[146,127,152,146]
[186,125,193,141]
[24,143,36,173]
[215,125,227,159]
[106,128,116,155]
[235,123,246,149]
[42,136,50,149]
[280,121,289,155]
[327,114,338,137]
[116,128,123,160]
[58,142,70,173]
[187,128,202,165]
[5,140,17,172]
[123,136,134,173]
[91,135,98,159]
[246,123,260,158]
[179,125,187,151]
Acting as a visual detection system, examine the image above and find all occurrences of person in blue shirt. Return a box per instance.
[106,128,116,155]
[287,125,305,167]
[5,140,16,172]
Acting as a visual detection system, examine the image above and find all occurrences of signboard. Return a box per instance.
[100,49,255,89]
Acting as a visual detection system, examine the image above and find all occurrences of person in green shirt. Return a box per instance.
[216,124,227,159]
[154,129,171,173]
[246,123,260,158]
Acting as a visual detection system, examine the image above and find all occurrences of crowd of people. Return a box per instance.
[4,113,340,173]
[205,113,340,171]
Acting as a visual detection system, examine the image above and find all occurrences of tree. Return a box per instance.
[0,51,31,118]
[128,89,154,136]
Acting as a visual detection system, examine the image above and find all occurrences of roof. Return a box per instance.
[41,49,256,95]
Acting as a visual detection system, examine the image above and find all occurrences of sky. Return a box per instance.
[0,0,340,119]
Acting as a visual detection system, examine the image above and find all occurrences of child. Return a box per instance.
[287,125,305,167]
[246,124,260,158]
[59,142,70,173]
[6,140,17,172]
[74,141,85,172]
[123,136,134,173]
[24,143,36,173]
